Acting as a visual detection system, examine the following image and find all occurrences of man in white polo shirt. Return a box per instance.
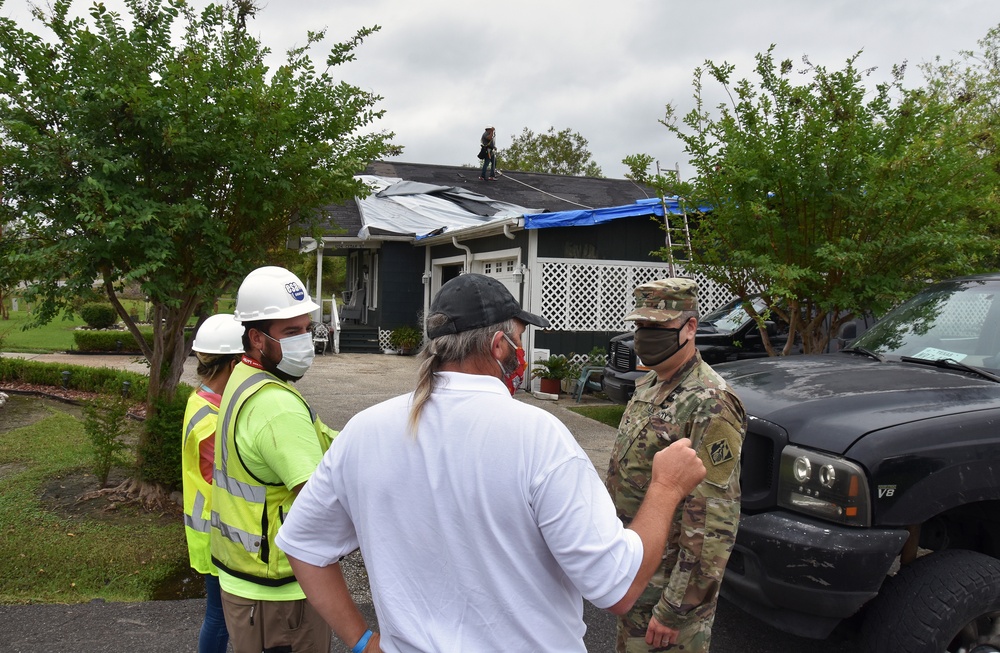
[276,273,706,652]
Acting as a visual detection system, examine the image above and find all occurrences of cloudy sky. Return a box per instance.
[7,0,1000,178]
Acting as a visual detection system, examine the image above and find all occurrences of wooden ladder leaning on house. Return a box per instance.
[657,161,694,277]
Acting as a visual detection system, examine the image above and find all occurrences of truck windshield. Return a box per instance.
[701,296,769,333]
[853,279,1000,373]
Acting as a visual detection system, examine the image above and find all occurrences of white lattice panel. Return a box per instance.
[538,260,734,333]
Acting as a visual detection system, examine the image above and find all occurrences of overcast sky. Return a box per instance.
[7,0,1000,179]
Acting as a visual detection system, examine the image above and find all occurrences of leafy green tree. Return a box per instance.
[921,25,1000,268]
[640,46,999,354]
[498,126,603,177]
[0,0,395,501]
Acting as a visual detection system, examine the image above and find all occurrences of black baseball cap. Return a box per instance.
[427,273,550,338]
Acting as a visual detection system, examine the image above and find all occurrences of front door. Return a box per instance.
[478,257,520,303]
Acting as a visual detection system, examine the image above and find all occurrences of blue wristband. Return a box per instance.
[352,629,373,653]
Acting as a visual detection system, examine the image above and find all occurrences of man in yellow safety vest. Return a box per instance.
[210,266,377,653]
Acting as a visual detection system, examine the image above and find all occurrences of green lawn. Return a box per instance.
[0,397,187,604]
[1,298,236,354]
[0,311,86,353]
[569,404,625,428]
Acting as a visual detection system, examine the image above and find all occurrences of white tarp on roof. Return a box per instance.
[354,175,542,239]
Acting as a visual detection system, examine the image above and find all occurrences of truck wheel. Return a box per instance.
[859,549,1000,653]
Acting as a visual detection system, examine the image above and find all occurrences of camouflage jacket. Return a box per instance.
[606,351,747,632]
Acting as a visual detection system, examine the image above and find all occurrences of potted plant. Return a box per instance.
[389,325,423,355]
[531,354,573,394]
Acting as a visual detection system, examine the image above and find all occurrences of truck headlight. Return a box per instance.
[777,445,871,527]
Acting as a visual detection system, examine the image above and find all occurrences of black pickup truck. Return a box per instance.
[717,273,1000,653]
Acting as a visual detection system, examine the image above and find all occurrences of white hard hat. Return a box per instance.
[233,266,320,322]
[485,124,494,129]
[192,314,245,354]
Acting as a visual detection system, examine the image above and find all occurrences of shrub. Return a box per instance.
[585,345,608,369]
[138,389,190,488]
[0,358,150,396]
[389,325,423,350]
[70,287,105,315]
[531,354,575,380]
[82,395,133,487]
[79,302,118,329]
[73,329,153,353]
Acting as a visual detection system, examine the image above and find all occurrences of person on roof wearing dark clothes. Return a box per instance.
[479,124,497,180]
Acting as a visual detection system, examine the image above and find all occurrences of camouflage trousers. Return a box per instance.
[615,602,715,653]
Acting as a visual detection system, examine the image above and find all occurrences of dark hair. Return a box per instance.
[241,319,273,352]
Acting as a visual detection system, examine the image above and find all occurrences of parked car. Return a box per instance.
[602,295,794,404]
[717,273,1000,652]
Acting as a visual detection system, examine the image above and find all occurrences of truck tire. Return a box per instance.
[859,549,1000,653]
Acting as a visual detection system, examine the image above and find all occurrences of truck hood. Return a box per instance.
[717,354,1000,453]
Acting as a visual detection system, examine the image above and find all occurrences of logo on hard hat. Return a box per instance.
[285,282,305,301]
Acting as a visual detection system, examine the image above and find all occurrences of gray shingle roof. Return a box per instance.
[316,160,655,238]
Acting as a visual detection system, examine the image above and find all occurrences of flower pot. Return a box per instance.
[539,377,561,395]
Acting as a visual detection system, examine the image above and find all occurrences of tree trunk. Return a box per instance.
[102,270,204,493]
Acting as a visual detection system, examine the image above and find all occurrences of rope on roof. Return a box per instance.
[496,170,594,210]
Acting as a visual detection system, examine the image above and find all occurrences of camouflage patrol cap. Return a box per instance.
[623,278,699,322]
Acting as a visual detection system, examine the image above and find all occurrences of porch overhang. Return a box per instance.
[299,235,412,256]
[416,216,525,247]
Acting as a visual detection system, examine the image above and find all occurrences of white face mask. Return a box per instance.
[263,332,315,378]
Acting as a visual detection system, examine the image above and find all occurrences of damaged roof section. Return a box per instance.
[355,175,543,239]
[303,161,658,249]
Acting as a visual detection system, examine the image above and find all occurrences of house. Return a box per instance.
[300,161,730,366]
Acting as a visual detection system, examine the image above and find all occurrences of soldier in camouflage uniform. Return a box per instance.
[606,278,747,652]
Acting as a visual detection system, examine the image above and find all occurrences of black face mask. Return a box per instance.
[633,319,691,366]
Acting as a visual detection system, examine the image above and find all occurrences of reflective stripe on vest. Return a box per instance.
[183,404,215,448]
[211,509,260,554]
[212,468,266,504]
[184,490,211,533]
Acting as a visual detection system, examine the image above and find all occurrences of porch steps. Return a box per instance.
[339,327,382,354]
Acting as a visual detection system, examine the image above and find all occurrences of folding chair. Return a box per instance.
[312,322,330,355]
[574,366,604,403]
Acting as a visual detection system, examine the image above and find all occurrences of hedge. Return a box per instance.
[0,357,150,396]
[73,329,154,353]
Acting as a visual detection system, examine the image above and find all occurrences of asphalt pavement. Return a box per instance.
[0,350,860,652]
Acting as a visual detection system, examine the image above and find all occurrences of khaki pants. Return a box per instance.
[220,589,331,653]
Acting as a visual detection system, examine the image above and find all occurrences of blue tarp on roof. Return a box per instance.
[523,197,708,229]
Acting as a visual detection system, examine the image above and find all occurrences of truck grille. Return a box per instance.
[608,339,635,373]
[739,417,786,511]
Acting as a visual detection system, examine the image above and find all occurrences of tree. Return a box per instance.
[921,25,1000,269]
[639,46,999,354]
[0,0,396,503]
[498,126,603,177]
